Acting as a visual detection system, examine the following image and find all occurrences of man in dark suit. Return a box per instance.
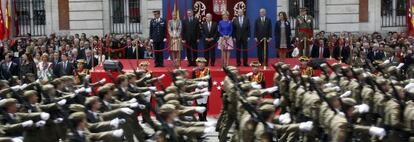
[149,10,166,67]
[368,43,385,61]
[254,8,272,66]
[202,13,218,66]
[125,38,137,59]
[0,53,19,80]
[311,39,330,58]
[54,53,74,77]
[182,9,200,66]
[51,52,61,69]
[333,40,350,63]
[84,49,98,70]
[233,9,250,66]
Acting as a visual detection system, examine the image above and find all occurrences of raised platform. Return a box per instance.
[90,58,338,115]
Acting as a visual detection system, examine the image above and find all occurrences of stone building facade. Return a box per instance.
[3,0,408,38]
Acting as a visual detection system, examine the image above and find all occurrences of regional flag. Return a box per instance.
[0,1,5,40]
[5,0,11,39]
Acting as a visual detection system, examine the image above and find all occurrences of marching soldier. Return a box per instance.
[247,61,265,88]
[191,57,211,121]
[299,56,314,76]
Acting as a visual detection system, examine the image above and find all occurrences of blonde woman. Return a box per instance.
[168,12,183,68]
[218,11,233,67]
[37,53,53,81]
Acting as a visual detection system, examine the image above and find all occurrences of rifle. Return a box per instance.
[223,67,277,142]
[273,65,294,113]
[169,71,186,105]
[325,63,341,85]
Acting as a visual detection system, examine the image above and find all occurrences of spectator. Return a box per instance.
[19,53,37,80]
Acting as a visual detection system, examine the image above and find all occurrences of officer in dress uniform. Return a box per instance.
[191,57,211,121]
[295,7,313,57]
[299,56,314,76]
[248,61,265,88]
[149,10,167,67]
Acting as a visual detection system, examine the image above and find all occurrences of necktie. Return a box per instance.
[208,22,211,31]
[63,62,66,70]
[239,17,243,26]
[319,47,323,58]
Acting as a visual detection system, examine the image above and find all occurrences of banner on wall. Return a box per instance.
[193,0,246,23]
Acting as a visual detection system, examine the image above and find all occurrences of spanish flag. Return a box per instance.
[408,0,414,36]
[0,1,5,40]
[5,0,11,39]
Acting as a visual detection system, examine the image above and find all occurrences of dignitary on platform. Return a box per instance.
[233,9,251,66]
[168,12,183,68]
[296,7,314,56]
[202,13,218,66]
[182,9,200,67]
[275,11,292,59]
[254,8,272,66]
[150,10,167,67]
[218,11,233,67]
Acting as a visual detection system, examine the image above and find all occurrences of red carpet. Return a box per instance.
[90,58,338,116]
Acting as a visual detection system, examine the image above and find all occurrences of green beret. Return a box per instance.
[69,104,85,112]
[163,93,178,102]
[23,90,38,99]
[166,100,181,107]
[85,96,99,107]
[352,68,364,75]
[259,104,275,112]
[0,98,17,108]
[160,104,176,114]
[68,112,86,121]
[165,86,178,94]
[246,96,260,105]
[247,90,261,97]
[341,98,357,107]
[97,86,111,94]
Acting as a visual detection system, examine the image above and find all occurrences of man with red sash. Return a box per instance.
[295,7,313,57]
[248,61,265,88]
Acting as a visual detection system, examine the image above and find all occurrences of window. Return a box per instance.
[288,0,319,30]
[381,0,406,27]
[110,0,141,34]
[129,0,140,23]
[112,0,125,23]
[15,0,46,36]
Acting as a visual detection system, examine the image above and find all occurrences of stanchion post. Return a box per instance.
[263,38,267,70]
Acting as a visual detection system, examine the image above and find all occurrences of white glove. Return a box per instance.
[157,74,166,80]
[21,120,34,127]
[383,60,390,64]
[204,121,217,127]
[201,91,210,96]
[53,118,64,124]
[355,104,370,114]
[110,118,121,128]
[195,107,206,113]
[145,73,151,78]
[11,137,23,142]
[40,112,50,120]
[213,81,218,86]
[405,83,414,90]
[148,86,157,91]
[128,98,137,103]
[163,38,167,42]
[203,127,216,133]
[150,39,154,43]
[299,121,314,131]
[396,63,405,69]
[245,72,253,77]
[197,82,209,87]
[85,88,92,93]
[11,85,20,91]
[19,84,28,90]
[340,91,352,98]
[57,99,67,106]
[75,87,86,94]
[35,120,46,127]
[293,65,300,70]
[369,126,386,139]
[324,83,335,88]
[200,75,210,80]
[119,118,126,124]
[291,48,299,57]
[85,75,91,80]
[120,108,134,115]
[265,86,278,93]
[143,91,152,96]
[278,113,291,124]
[250,82,262,89]
[112,129,124,138]
[98,78,106,84]
[273,99,281,107]
[333,86,341,92]
[129,102,139,108]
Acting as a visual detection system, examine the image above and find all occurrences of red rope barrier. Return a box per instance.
[182,43,218,52]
